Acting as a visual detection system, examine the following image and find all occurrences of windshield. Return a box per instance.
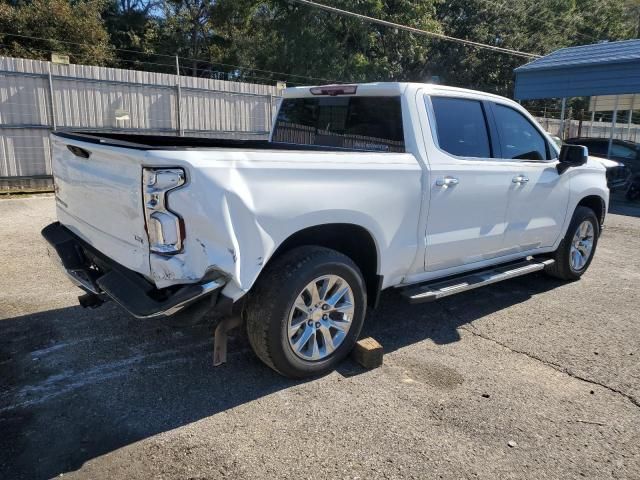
[272,96,405,152]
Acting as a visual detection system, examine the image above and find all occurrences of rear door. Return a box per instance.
[422,95,514,272]
[51,134,151,276]
[488,102,570,253]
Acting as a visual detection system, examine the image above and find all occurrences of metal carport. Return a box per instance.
[514,39,640,156]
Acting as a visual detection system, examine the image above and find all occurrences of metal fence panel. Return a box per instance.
[535,117,640,142]
[181,89,270,134]
[0,129,51,177]
[51,78,177,131]
[0,55,282,185]
[0,73,50,127]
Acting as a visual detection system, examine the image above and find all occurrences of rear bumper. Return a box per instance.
[42,222,225,319]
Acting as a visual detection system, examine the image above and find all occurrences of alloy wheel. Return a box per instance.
[569,220,595,271]
[287,275,355,361]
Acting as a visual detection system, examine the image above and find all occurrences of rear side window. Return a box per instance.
[610,143,636,159]
[272,96,405,152]
[430,97,491,158]
[492,104,548,160]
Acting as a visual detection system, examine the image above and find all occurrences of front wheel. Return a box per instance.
[545,206,600,281]
[245,246,367,378]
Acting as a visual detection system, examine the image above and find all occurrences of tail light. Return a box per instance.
[142,167,186,254]
[310,85,358,96]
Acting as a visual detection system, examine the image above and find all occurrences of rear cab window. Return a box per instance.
[272,96,405,152]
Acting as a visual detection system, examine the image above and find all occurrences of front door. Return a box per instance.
[487,102,570,253]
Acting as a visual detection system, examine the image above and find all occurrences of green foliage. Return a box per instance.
[432,0,636,96]
[0,0,638,93]
[103,0,157,69]
[238,0,442,83]
[0,0,114,65]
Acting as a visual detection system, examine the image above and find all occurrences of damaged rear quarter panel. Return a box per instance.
[144,149,423,300]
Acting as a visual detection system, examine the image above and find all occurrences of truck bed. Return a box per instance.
[50,127,420,296]
[53,131,375,153]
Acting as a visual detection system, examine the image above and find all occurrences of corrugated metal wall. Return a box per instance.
[0,56,282,183]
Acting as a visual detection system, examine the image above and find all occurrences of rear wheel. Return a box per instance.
[245,246,367,378]
[545,206,599,281]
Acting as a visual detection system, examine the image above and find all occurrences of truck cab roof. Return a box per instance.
[283,82,520,108]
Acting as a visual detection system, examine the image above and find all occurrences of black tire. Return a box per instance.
[245,246,367,378]
[545,206,600,281]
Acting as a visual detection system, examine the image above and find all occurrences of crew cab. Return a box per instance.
[43,83,609,378]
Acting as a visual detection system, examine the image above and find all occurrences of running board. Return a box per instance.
[400,258,555,304]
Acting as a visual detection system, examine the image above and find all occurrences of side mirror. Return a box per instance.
[558,144,588,174]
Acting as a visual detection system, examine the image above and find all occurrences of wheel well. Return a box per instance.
[270,224,381,307]
[577,195,606,226]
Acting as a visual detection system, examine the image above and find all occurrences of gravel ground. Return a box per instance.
[1,194,639,480]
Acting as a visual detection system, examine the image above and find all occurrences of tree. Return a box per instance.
[1,0,638,92]
[626,0,640,37]
[429,0,636,97]
[0,0,114,65]
[210,0,441,85]
[103,0,159,69]
[148,0,225,76]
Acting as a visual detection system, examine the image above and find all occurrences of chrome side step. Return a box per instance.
[400,258,555,304]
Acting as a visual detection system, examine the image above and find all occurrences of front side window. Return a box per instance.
[272,96,405,152]
[493,104,548,160]
[430,97,491,158]
[584,141,607,155]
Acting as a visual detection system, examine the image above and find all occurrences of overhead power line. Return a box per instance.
[288,0,541,59]
[0,42,308,86]
[0,31,339,84]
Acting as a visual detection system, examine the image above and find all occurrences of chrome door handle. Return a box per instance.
[436,176,459,187]
[512,175,529,184]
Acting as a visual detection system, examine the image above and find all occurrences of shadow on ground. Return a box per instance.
[0,272,563,479]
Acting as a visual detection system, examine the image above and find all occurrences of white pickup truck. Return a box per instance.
[43,83,609,378]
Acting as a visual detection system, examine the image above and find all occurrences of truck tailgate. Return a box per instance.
[51,134,151,277]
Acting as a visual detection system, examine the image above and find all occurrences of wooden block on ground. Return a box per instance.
[351,337,384,369]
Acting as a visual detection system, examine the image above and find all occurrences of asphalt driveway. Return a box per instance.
[1,194,639,479]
